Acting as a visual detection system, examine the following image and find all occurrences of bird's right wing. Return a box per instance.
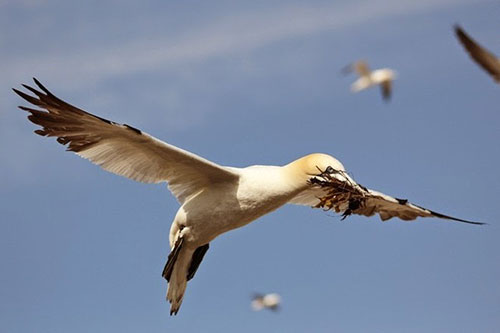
[355,188,482,224]
[14,78,240,204]
[291,170,483,225]
[454,25,500,82]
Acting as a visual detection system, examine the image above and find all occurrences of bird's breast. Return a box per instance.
[180,166,303,243]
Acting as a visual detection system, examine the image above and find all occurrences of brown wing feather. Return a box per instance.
[454,25,500,82]
[355,60,371,77]
[14,78,239,203]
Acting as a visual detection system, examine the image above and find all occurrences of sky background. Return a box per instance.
[1,0,499,332]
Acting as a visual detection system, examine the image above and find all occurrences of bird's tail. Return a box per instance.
[165,247,193,315]
[163,226,210,316]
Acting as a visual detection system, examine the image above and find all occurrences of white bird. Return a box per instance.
[251,293,281,312]
[14,79,482,315]
[454,25,500,83]
[342,60,397,101]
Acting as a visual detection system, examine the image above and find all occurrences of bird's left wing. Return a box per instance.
[14,78,240,204]
[289,169,483,225]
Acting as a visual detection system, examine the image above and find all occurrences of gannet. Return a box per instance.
[342,60,397,101]
[251,293,281,312]
[14,79,482,315]
[454,25,500,83]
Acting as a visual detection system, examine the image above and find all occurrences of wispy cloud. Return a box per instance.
[1,0,487,89]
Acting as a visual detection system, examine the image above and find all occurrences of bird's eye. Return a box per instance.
[325,166,335,174]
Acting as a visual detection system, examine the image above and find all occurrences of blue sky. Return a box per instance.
[1,0,499,332]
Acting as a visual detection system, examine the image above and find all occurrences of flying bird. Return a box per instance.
[454,24,500,83]
[342,60,397,101]
[14,79,482,315]
[251,293,281,312]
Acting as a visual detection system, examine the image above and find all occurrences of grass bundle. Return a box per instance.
[308,168,369,220]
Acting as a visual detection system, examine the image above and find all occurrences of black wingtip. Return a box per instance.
[454,24,466,37]
[32,77,51,95]
[459,220,486,226]
[12,88,24,97]
[18,106,38,112]
[453,25,474,46]
[13,87,43,106]
[430,209,486,225]
[451,220,487,226]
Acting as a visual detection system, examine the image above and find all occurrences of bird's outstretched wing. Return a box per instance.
[354,61,371,77]
[14,78,239,203]
[289,169,483,225]
[454,25,500,83]
[341,60,371,77]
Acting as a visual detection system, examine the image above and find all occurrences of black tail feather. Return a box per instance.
[162,237,184,282]
[187,244,209,281]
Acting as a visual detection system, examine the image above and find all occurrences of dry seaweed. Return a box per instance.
[308,167,368,220]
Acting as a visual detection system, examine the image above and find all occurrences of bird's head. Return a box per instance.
[285,153,346,186]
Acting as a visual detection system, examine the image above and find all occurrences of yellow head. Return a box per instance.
[285,153,346,185]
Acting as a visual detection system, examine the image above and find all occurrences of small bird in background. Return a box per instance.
[342,60,397,101]
[251,293,281,312]
[454,24,500,83]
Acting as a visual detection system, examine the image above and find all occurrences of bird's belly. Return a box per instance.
[180,187,292,244]
[351,77,373,91]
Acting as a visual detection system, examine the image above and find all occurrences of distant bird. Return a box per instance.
[251,293,281,312]
[342,60,397,101]
[454,24,500,83]
[14,79,482,315]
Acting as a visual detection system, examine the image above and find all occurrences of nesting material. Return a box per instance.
[309,168,369,220]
